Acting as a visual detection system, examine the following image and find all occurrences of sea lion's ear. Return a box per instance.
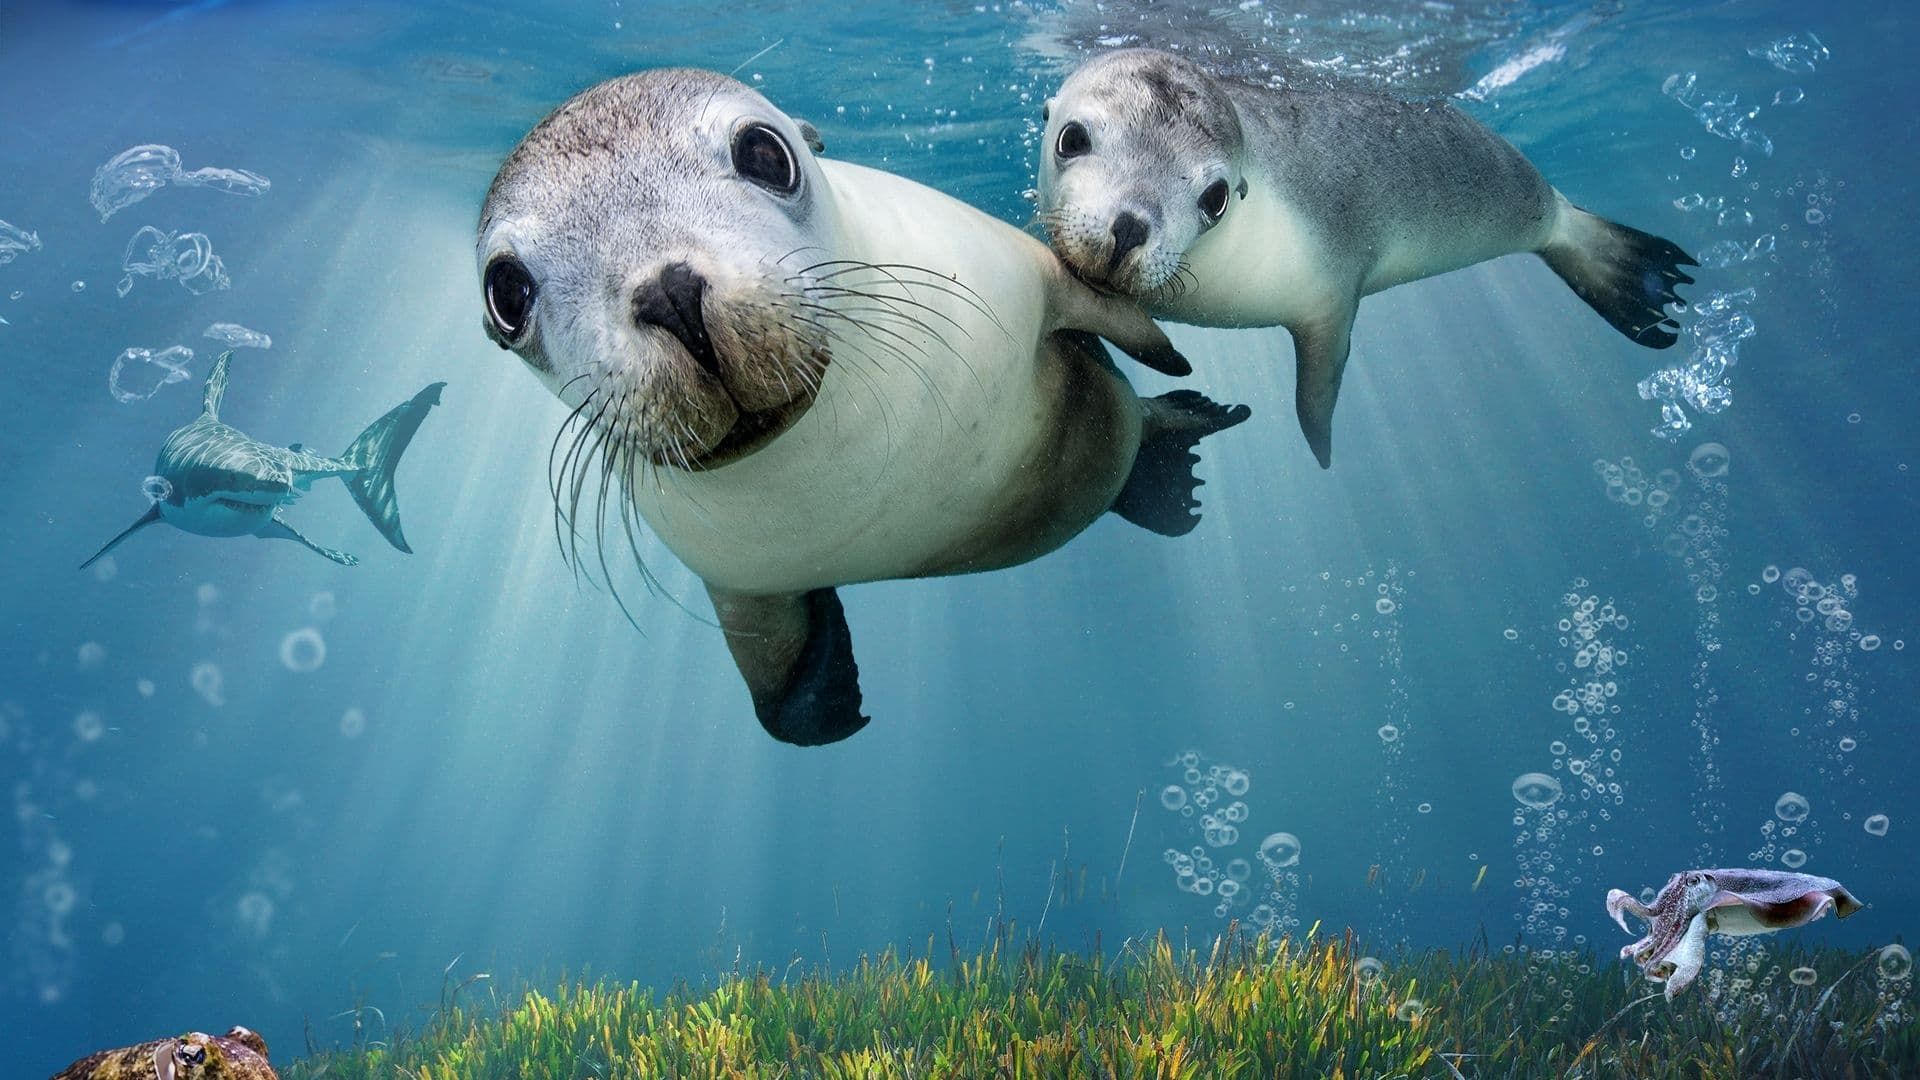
[707,585,868,746]
[795,120,826,155]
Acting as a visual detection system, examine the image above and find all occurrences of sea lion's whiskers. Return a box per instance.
[799,267,995,338]
[546,385,599,557]
[553,389,616,577]
[561,392,620,569]
[794,300,953,427]
[545,380,597,503]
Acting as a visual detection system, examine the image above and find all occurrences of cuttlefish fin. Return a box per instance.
[260,510,358,566]
[80,504,163,570]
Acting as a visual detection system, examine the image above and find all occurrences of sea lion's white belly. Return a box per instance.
[631,162,1133,596]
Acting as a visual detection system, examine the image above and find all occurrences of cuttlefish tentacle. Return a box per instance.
[1659,912,1712,1000]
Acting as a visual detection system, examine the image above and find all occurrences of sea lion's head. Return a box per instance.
[1037,49,1246,298]
[478,69,836,472]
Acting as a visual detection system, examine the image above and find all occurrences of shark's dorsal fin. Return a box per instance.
[203,350,234,419]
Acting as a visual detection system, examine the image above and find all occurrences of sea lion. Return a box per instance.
[80,352,444,569]
[1036,47,1697,467]
[477,68,1249,746]
[49,1026,277,1080]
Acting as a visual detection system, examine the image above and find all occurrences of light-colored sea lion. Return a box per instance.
[476,69,1249,746]
[1037,47,1697,467]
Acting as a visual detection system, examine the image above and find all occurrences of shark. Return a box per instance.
[81,351,445,568]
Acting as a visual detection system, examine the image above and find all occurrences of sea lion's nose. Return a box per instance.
[1108,211,1149,272]
[632,263,719,376]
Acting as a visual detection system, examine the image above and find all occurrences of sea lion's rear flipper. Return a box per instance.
[260,511,359,566]
[1112,390,1251,536]
[1291,314,1353,470]
[80,504,162,570]
[1541,205,1696,349]
[1043,261,1192,376]
[709,585,869,746]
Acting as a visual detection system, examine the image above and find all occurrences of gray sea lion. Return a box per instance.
[49,1025,277,1080]
[1037,48,1697,467]
[477,69,1249,746]
[81,352,444,569]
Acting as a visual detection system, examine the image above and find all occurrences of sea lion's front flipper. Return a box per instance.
[1043,260,1191,376]
[1290,312,1354,470]
[1112,390,1251,536]
[708,585,869,746]
[80,504,163,570]
[259,511,359,566]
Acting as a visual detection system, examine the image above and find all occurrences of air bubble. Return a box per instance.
[1257,832,1301,869]
[1878,945,1912,982]
[1160,785,1187,811]
[1774,791,1810,823]
[279,628,326,673]
[1513,772,1563,809]
[1865,814,1890,837]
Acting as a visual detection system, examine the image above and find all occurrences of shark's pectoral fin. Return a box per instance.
[80,504,163,570]
[260,511,358,566]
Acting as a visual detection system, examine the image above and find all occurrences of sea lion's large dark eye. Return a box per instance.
[1199,179,1230,223]
[733,123,799,195]
[1056,121,1091,159]
[485,256,535,341]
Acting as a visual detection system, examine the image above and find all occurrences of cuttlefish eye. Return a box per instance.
[733,123,799,195]
[484,257,536,342]
[1199,179,1230,222]
[1055,121,1091,159]
[177,1044,207,1065]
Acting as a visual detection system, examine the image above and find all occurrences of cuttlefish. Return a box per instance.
[49,1025,277,1080]
[1608,868,1863,999]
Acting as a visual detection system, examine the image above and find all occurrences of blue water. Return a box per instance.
[4,0,1916,1072]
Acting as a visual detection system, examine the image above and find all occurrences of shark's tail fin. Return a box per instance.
[342,383,445,553]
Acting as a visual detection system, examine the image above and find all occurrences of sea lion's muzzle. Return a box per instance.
[632,262,720,378]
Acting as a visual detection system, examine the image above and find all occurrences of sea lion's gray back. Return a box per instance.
[1228,82,1558,291]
